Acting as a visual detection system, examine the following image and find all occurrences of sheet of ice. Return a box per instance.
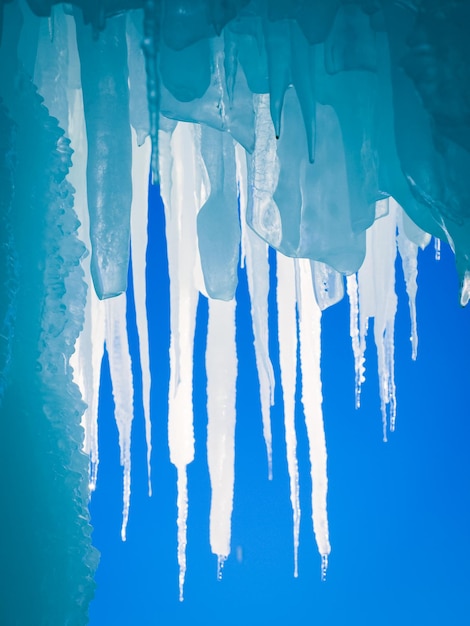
[265,85,366,273]
[289,20,317,163]
[318,37,380,234]
[276,252,301,577]
[159,121,201,600]
[159,35,256,153]
[264,18,291,140]
[296,258,330,579]
[105,294,134,541]
[230,13,268,95]
[237,141,274,479]
[206,297,237,568]
[130,130,152,495]
[264,19,317,161]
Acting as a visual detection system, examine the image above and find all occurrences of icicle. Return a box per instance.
[72,289,105,492]
[346,273,365,409]
[237,141,275,480]
[33,4,69,130]
[289,20,316,163]
[197,125,240,301]
[296,258,331,578]
[311,261,344,311]
[142,0,160,183]
[88,294,106,489]
[105,294,134,541]
[276,252,301,578]
[74,12,132,299]
[206,297,237,567]
[159,122,201,600]
[357,199,398,439]
[176,468,189,602]
[130,129,152,495]
[159,34,255,153]
[400,210,432,250]
[67,75,106,491]
[396,200,419,361]
[248,93,282,249]
[127,9,150,145]
[264,19,291,139]
[461,271,470,307]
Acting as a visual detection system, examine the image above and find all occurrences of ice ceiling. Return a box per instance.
[0,1,469,624]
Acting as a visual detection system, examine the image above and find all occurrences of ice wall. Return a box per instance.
[0,0,469,621]
[0,5,98,624]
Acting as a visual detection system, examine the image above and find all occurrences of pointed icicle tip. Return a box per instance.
[459,270,470,307]
[179,572,185,603]
[321,554,329,582]
[217,555,226,581]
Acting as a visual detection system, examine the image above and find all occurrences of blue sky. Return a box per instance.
[89,182,470,626]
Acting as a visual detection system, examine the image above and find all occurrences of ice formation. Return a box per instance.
[1,1,469,623]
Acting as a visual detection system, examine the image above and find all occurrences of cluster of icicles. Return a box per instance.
[15,2,442,601]
[73,122,425,601]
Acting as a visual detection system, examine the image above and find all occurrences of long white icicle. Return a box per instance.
[296,258,330,580]
[206,297,237,577]
[130,129,152,495]
[237,142,275,480]
[159,122,200,600]
[276,252,301,577]
[105,294,134,541]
